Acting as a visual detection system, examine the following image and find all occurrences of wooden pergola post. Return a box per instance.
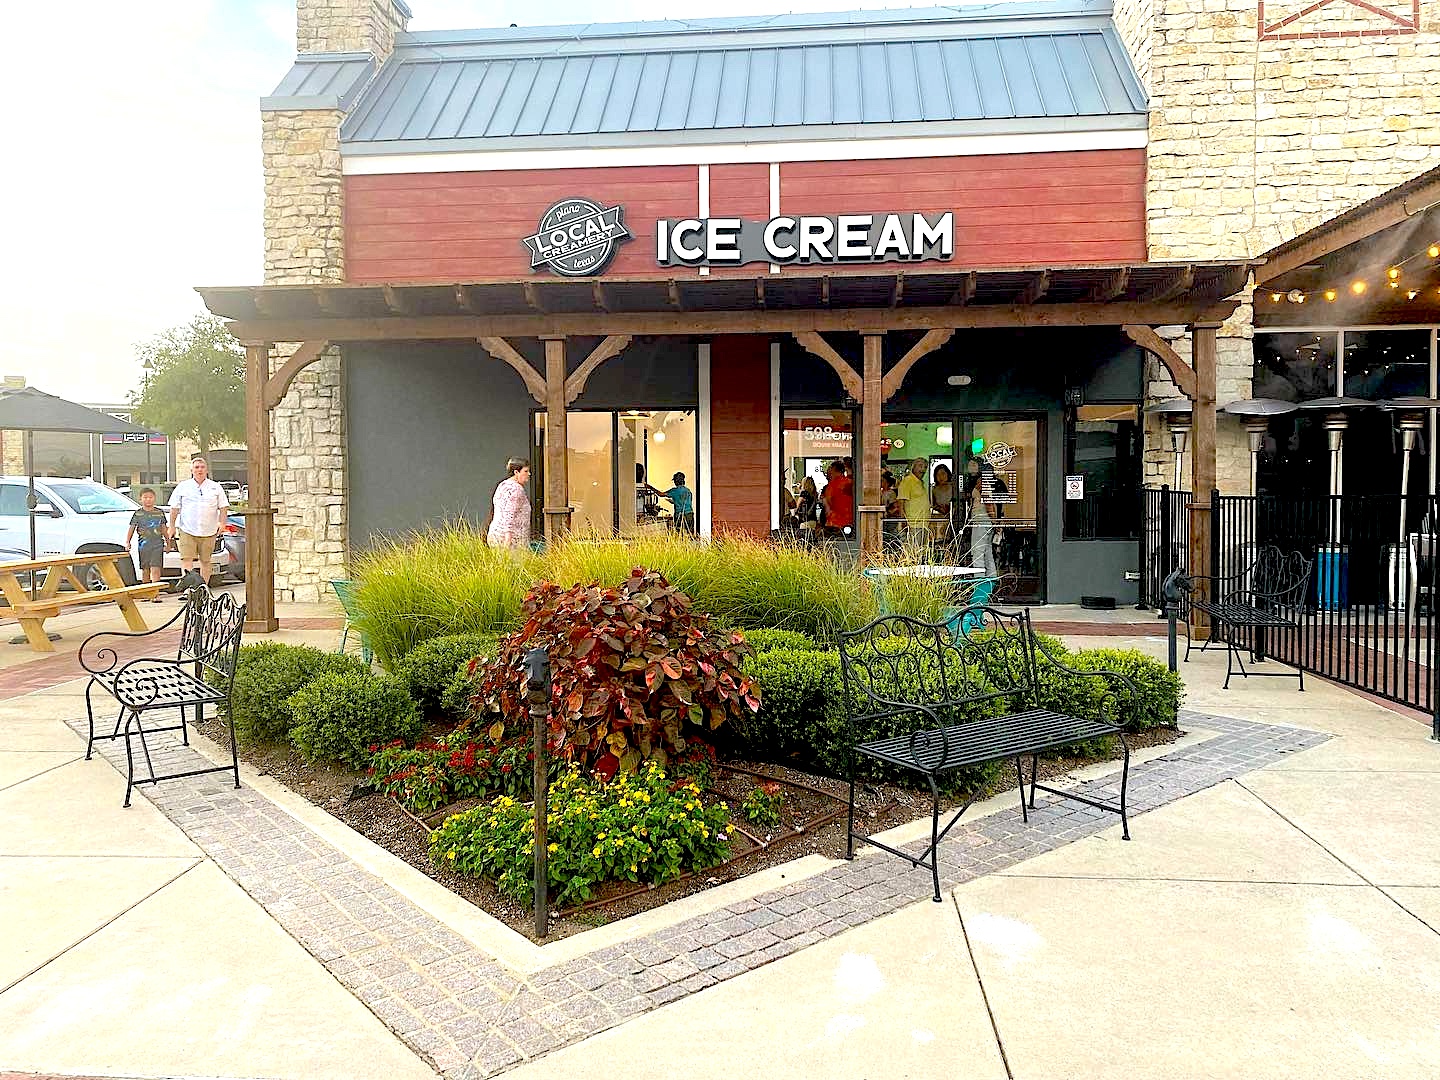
[1189,323,1220,628]
[858,331,885,558]
[541,336,571,541]
[243,342,279,633]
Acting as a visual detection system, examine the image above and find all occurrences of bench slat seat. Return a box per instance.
[91,662,226,709]
[840,607,1137,902]
[857,709,1118,773]
[1191,600,1297,629]
[13,583,166,617]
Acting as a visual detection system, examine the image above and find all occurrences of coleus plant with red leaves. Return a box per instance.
[473,569,760,776]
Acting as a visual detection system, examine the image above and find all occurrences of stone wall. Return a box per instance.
[1111,0,1154,90]
[1133,1,1440,494]
[297,0,409,57]
[1147,0,1440,261]
[262,109,348,602]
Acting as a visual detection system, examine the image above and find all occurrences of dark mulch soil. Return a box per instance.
[194,715,1179,942]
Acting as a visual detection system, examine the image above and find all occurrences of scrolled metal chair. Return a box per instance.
[80,585,246,807]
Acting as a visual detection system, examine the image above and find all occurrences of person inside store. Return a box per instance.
[962,458,1000,577]
[821,460,854,537]
[880,470,899,517]
[486,456,532,550]
[635,464,662,522]
[897,457,931,550]
[795,475,821,535]
[662,471,696,533]
[931,463,956,547]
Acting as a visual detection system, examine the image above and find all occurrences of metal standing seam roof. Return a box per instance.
[264,2,1147,152]
[262,54,375,111]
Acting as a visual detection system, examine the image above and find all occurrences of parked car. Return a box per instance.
[222,513,246,581]
[0,476,232,589]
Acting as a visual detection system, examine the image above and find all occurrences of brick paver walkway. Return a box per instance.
[64,706,1326,1078]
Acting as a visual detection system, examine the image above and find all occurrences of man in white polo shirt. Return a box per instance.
[167,457,230,587]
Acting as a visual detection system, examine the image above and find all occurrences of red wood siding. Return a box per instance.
[708,336,771,537]
[344,166,696,282]
[342,148,1146,281]
[779,150,1147,266]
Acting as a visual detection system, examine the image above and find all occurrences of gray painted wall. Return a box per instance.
[346,341,536,550]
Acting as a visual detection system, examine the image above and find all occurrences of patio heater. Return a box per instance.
[1222,398,1297,494]
[1297,397,1374,609]
[1145,399,1192,490]
[1378,397,1440,612]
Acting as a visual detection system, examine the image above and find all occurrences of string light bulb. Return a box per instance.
[1429,243,1440,259]
[1323,288,1337,302]
[1351,280,1367,295]
[1387,267,1402,284]
[1408,289,1420,300]
[1269,292,1282,302]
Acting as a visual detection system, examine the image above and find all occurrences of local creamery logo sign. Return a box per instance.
[523,199,632,277]
[656,212,953,268]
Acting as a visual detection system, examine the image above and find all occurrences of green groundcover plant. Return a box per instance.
[429,764,733,907]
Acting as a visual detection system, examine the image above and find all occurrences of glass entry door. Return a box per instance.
[959,418,1043,601]
[877,416,1044,602]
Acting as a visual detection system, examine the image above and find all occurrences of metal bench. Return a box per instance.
[838,607,1135,902]
[1181,545,1312,690]
[80,586,246,806]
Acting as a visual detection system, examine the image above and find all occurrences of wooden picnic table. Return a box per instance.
[0,552,165,652]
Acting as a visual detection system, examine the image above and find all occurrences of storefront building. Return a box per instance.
[202,0,1440,622]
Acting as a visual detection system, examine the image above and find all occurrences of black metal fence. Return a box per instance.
[1139,486,1191,609]
[1203,490,1440,736]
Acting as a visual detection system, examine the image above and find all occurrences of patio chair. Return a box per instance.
[329,579,372,666]
[942,576,998,638]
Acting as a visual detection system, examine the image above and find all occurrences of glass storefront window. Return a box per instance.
[1063,404,1141,540]
[536,409,697,537]
[1341,329,1432,499]
[780,409,853,533]
[1253,332,1338,402]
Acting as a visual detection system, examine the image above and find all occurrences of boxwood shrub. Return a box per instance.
[738,628,821,654]
[288,670,422,768]
[225,642,366,744]
[392,633,500,716]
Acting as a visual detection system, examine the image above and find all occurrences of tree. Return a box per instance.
[131,314,246,455]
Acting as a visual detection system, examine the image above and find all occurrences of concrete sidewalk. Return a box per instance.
[1,629,1437,1079]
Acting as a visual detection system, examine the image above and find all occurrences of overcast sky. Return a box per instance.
[0,0,934,402]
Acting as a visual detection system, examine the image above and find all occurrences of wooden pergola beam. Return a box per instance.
[1259,173,1440,283]
[381,285,413,315]
[477,336,547,405]
[881,328,956,402]
[228,300,1239,345]
[564,335,632,405]
[792,332,864,403]
[1017,269,1050,305]
[1088,267,1130,302]
[1147,266,1195,302]
[522,282,545,313]
[1122,325,1197,399]
[243,343,278,634]
[592,281,609,312]
[949,271,977,305]
[263,339,331,411]
[542,336,571,540]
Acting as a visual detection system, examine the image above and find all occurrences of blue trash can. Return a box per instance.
[1316,544,1348,610]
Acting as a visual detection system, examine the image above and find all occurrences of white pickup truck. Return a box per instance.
[0,476,231,589]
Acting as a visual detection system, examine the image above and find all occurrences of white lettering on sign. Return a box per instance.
[657,212,954,268]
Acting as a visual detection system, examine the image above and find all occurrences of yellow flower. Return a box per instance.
[548,843,558,853]
[447,850,457,860]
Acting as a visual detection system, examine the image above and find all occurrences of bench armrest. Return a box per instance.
[79,602,190,678]
[1033,645,1138,733]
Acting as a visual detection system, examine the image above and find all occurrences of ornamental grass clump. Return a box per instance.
[349,522,540,667]
[429,763,733,907]
[474,569,760,775]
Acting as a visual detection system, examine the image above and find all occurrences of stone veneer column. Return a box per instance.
[298,0,409,56]
[1125,0,1440,494]
[262,109,348,603]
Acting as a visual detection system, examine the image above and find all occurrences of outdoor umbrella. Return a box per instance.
[0,387,156,610]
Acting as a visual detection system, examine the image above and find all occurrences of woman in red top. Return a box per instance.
[487,457,532,549]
